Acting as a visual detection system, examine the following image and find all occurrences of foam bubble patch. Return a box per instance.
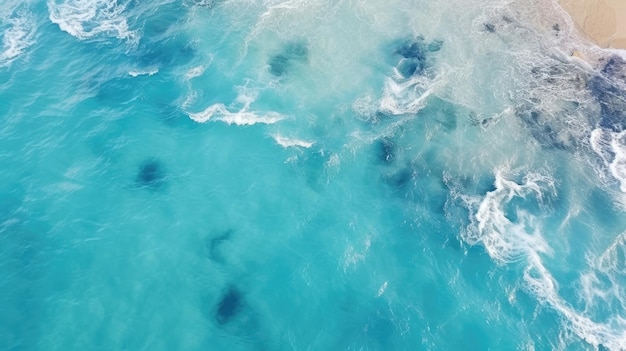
[0,8,36,67]
[47,0,135,41]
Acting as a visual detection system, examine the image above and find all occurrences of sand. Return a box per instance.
[558,0,626,49]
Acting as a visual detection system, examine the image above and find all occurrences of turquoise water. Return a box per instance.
[1,0,626,349]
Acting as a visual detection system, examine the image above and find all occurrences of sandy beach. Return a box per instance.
[558,0,626,49]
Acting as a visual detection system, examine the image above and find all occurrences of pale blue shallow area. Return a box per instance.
[1,0,626,350]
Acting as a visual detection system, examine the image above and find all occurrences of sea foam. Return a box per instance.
[0,9,35,67]
[47,0,135,41]
[591,129,626,193]
[187,103,283,125]
[457,168,626,350]
[465,169,555,264]
[271,134,313,148]
[186,86,285,125]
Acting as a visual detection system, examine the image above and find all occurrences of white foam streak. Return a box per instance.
[608,132,626,193]
[185,64,207,80]
[219,110,283,125]
[188,103,284,125]
[598,231,626,274]
[468,170,554,264]
[463,169,626,350]
[591,128,626,193]
[377,281,388,297]
[187,86,285,125]
[0,11,36,67]
[128,68,158,77]
[525,258,626,350]
[47,0,135,41]
[271,134,313,148]
[379,76,434,116]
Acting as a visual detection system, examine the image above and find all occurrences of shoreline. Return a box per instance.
[558,0,626,49]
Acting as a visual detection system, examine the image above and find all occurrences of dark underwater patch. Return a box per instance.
[484,23,496,33]
[428,40,443,52]
[268,41,309,77]
[385,167,415,189]
[586,55,626,132]
[396,59,421,78]
[215,285,243,325]
[284,41,309,60]
[136,159,166,190]
[600,55,626,80]
[588,75,626,133]
[392,36,442,78]
[268,54,291,77]
[374,138,395,164]
[516,109,568,149]
[396,41,427,60]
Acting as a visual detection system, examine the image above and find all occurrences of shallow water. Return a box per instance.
[1,0,626,350]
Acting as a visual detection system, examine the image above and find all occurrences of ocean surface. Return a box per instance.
[1,0,626,350]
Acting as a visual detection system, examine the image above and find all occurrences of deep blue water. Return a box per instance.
[1,0,626,350]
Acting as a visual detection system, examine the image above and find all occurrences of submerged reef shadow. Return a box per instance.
[136,158,167,191]
[516,109,568,150]
[392,35,442,78]
[215,285,244,326]
[374,137,396,165]
[588,56,626,133]
[268,40,309,77]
